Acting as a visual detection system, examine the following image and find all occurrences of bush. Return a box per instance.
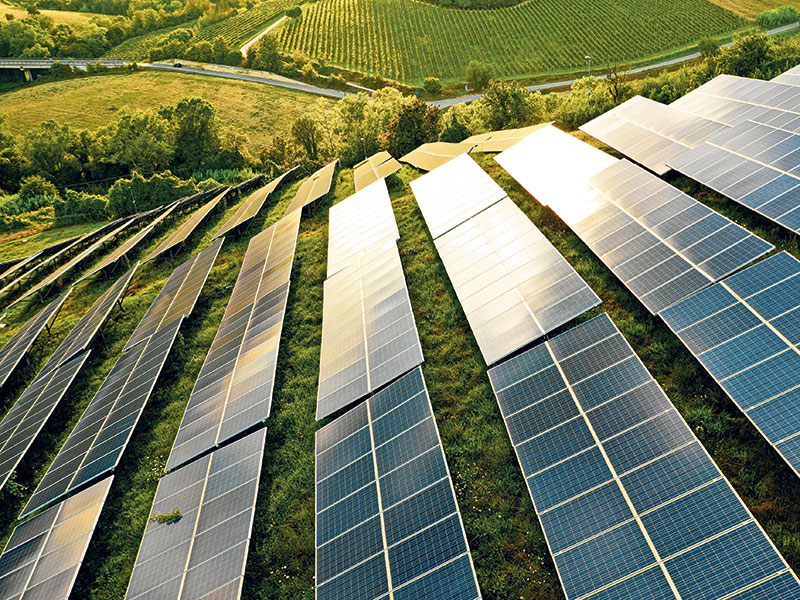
[107,171,197,218]
[756,6,799,30]
[287,5,301,17]
[465,60,492,91]
[423,76,442,95]
[19,175,60,202]
[54,189,108,226]
[698,36,720,58]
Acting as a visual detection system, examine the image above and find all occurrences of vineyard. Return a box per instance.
[276,0,749,83]
[103,21,197,60]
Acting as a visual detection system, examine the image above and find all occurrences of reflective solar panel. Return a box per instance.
[661,251,800,479]
[166,210,301,471]
[353,151,402,191]
[410,152,507,239]
[0,476,112,600]
[0,351,89,492]
[487,313,800,600]
[213,169,295,240]
[773,64,800,86]
[0,254,34,283]
[496,125,772,314]
[463,124,548,153]
[317,242,424,420]
[145,189,229,262]
[399,141,477,172]
[21,319,182,518]
[284,161,338,216]
[327,179,399,277]
[126,429,265,600]
[315,367,481,600]
[580,96,729,174]
[434,198,600,364]
[0,292,69,390]
[124,239,223,352]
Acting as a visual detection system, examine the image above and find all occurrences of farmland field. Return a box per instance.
[708,0,800,18]
[192,0,295,46]
[277,0,749,84]
[0,1,96,26]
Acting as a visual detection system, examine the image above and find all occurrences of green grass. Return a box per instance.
[276,0,749,84]
[0,222,104,262]
[193,0,295,47]
[0,1,98,26]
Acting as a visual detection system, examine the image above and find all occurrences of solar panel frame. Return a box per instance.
[487,313,800,600]
[353,152,402,191]
[315,367,481,600]
[284,161,338,216]
[0,476,112,600]
[399,142,477,172]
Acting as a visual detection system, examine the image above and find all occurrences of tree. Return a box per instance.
[607,64,631,104]
[712,33,772,77]
[465,60,492,91]
[19,174,59,201]
[698,36,720,59]
[478,80,531,130]
[292,113,322,160]
[286,5,301,18]
[20,120,84,186]
[167,97,222,172]
[247,34,282,72]
[100,109,174,172]
[384,98,441,157]
[423,76,441,95]
[439,113,470,142]
[0,117,24,193]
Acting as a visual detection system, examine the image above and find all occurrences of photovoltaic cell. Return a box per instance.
[327,179,399,277]
[353,151,402,192]
[317,242,424,420]
[315,368,481,600]
[487,313,800,600]
[773,64,800,87]
[463,124,548,153]
[661,251,800,478]
[410,153,507,239]
[0,477,112,600]
[166,210,301,471]
[21,319,182,518]
[0,292,69,389]
[123,239,223,351]
[399,142,477,172]
[284,161,338,216]
[496,125,772,313]
[434,198,600,364]
[125,429,265,600]
[213,169,295,240]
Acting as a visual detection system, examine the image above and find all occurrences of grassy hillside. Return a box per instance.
[0,222,104,262]
[276,0,749,84]
[0,1,97,26]
[0,71,333,148]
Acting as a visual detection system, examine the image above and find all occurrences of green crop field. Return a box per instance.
[103,21,198,60]
[193,0,295,47]
[276,0,750,84]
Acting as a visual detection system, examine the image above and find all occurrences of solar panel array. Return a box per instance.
[774,64,800,86]
[580,95,729,174]
[661,251,800,478]
[0,477,112,600]
[496,126,773,313]
[487,313,800,600]
[126,429,265,600]
[409,153,507,239]
[166,210,301,471]
[435,198,601,364]
[284,161,338,216]
[399,142,477,172]
[315,368,481,600]
[0,292,69,390]
[353,151,402,191]
[145,188,229,262]
[463,124,547,153]
[327,179,399,277]
[124,239,223,351]
[317,241,424,420]
[213,169,295,240]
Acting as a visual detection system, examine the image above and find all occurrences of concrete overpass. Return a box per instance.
[0,58,130,80]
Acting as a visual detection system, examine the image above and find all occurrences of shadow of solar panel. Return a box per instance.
[661,251,800,479]
[0,351,89,492]
[166,211,301,471]
[410,153,507,239]
[487,313,799,600]
[0,291,69,390]
[353,152,402,192]
[434,198,600,365]
[125,429,264,600]
[327,179,399,278]
[399,142,477,172]
[315,368,480,600]
[284,161,338,216]
[0,477,112,600]
[316,243,424,421]
[21,320,182,518]
[124,239,223,352]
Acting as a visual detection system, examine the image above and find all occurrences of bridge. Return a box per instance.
[0,58,131,80]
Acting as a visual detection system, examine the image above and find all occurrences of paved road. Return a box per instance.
[240,16,289,57]
[431,23,800,108]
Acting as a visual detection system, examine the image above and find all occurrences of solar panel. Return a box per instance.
[496,125,772,314]
[463,124,548,153]
[580,96,729,174]
[0,292,69,390]
[327,179,399,277]
[409,152,507,239]
[487,313,800,600]
[315,367,481,600]
[21,319,182,518]
[213,169,296,240]
[123,239,223,352]
[773,64,800,86]
[435,198,601,365]
[166,210,301,471]
[284,161,338,216]
[317,241,424,420]
[399,141,477,172]
[0,476,112,600]
[661,251,800,479]
[126,428,265,600]
[145,189,229,262]
[0,351,89,492]
[353,151,402,191]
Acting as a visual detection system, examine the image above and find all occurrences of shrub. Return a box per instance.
[465,60,492,91]
[19,175,59,202]
[756,6,799,30]
[423,76,442,95]
[54,189,108,226]
[149,509,183,525]
[106,171,197,218]
[287,5,301,17]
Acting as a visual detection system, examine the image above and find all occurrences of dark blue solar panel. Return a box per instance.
[392,555,480,600]
[585,566,675,600]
